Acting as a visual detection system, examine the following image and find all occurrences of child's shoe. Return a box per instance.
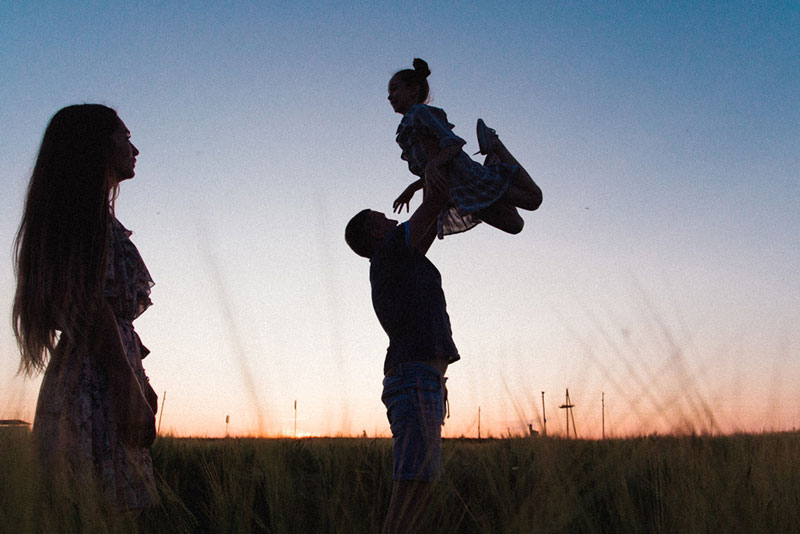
[483,152,501,166]
[475,118,498,155]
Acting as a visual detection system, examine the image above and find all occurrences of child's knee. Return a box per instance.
[529,194,543,211]
[521,190,542,211]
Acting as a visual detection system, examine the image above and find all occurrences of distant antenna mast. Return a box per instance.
[157,391,166,435]
[294,400,297,438]
[559,389,577,438]
[541,391,547,436]
[225,414,230,437]
[478,406,481,439]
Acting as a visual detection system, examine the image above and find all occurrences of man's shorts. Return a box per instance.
[381,362,448,481]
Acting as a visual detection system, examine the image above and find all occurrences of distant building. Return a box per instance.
[0,419,31,429]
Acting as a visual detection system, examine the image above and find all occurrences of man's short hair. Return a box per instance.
[345,209,374,258]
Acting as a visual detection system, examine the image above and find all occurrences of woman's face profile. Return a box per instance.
[109,118,139,181]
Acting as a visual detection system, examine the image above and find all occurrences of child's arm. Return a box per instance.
[394,140,462,214]
[424,142,463,189]
[414,106,466,166]
[393,179,423,213]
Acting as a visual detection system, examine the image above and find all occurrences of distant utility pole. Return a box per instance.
[602,392,605,439]
[225,414,230,437]
[157,391,166,435]
[294,400,297,438]
[477,406,481,439]
[541,391,547,436]
[559,388,577,439]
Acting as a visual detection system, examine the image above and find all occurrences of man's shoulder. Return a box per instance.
[380,223,409,250]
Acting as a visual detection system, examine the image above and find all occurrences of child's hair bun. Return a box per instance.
[412,58,431,78]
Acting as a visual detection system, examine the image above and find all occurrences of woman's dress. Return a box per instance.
[33,217,157,509]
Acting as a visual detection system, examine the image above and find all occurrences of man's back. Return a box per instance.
[370,222,459,375]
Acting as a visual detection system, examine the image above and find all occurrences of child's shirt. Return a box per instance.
[395,104,466,177]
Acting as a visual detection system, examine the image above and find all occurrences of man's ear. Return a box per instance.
[368,223,385,244]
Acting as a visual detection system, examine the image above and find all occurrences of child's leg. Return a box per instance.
[475,202,524,235]
[479,120,542,211]
[486,139,542,211]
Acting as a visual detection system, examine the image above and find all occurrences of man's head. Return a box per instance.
[345,209,398,258]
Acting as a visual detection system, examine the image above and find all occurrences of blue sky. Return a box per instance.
[1,1,798,437]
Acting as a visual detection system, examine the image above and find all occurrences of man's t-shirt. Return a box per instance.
[370,222,460,374]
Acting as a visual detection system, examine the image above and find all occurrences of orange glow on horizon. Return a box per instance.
[154,403,798,440]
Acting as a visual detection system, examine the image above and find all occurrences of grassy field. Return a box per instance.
[2,430,799,533]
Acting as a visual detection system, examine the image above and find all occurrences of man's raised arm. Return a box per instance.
[408,171,449,255]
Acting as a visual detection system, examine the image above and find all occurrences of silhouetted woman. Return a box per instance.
[13,104,158,509]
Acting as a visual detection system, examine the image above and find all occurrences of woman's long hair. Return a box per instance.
[13,104,121,375]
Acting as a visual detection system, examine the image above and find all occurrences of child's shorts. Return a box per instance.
[381,362,448,481]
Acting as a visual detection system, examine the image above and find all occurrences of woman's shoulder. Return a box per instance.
[110,216,132,239]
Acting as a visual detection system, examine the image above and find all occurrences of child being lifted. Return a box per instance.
[389,58,542,238]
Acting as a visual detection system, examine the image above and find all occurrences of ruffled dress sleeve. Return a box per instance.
[105,218,154,321]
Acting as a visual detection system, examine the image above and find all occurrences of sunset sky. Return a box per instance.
[1,1,798,439]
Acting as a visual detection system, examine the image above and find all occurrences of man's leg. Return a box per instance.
[381,363,446,533]
[383,480,434,534]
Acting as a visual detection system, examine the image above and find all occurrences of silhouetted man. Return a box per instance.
[345,173,459,533]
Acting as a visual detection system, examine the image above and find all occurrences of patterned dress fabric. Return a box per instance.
[33,216,157,509]
[396,104,517,236]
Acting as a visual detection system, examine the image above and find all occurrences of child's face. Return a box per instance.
[388,75,419,115]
